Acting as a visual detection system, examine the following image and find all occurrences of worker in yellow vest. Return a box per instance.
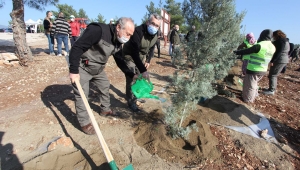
[237,33,256,75]
[234,29,276,103]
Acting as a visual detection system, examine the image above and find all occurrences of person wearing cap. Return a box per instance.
[237,32,257,75]
[233,29,276,103]
[109,19,115,25]
[69,17,136,135]
[69,15,80,46]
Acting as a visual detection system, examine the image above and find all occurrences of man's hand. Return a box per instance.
[69,73,80,83]
[142,71,150,82]
[144,62,150,69]
[132,74,139,84]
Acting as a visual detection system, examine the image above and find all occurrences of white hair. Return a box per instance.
[116,17,134,29]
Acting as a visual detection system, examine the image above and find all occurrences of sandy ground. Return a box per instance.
[0,33,299,170]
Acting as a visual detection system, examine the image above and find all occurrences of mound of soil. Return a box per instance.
[134,110,220,166]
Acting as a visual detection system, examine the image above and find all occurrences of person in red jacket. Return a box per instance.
[69,15,80,46]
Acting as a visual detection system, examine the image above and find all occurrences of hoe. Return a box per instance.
[75,79,134,170]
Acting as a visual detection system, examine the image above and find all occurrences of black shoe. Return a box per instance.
[137,99,146,103]
[128,103,140,112]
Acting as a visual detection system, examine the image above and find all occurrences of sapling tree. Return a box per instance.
[164,0,245,139]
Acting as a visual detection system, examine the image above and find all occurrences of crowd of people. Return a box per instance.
[234,29,299,103]
[42,11,299,135]
[43,11,80,65]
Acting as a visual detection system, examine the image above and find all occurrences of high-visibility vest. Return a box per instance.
[242,39,255,60]
[247,41,275,72]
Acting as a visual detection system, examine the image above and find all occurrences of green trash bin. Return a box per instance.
[131,76,159,99]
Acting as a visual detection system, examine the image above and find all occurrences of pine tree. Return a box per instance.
[95,13,106,23]
[164,0,245,139]
[53,4,78,19]
[163,0,184,27]
[78,8,88,19]
[141,1,161,24]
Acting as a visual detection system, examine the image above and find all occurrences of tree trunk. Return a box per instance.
[10,0,33,66]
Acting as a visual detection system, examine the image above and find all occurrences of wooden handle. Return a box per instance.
[74,79,114,162]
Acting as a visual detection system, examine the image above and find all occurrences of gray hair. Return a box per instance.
[148,13,162,22]
[116,17,134,29]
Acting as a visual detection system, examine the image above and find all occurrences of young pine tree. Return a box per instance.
[165,0,245,139]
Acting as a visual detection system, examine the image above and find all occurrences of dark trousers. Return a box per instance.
[281,66,286,73]
[268,63,286,92]
[150,40,161,58]
[291,55,299,62]
[70,36,78,46]
[125,60,140,105]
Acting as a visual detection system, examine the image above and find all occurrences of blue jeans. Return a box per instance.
[56,33,69,55]
[169,43,173,56]
[45,33,54,53]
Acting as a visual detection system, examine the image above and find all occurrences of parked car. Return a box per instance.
[0,28,13,33]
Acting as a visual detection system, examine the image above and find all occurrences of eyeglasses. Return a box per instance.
[150,22,160,28]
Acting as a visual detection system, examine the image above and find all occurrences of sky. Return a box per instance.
[0,0,299,44]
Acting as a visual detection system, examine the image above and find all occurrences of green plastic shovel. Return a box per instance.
[75,79,134,170]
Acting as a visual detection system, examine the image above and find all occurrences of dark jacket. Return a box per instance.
[185,30,195,42]
[69,23,134,78]
[156,29,162,42]
[170,29,180,45]
[43,18,52,34]
[235,29,274,75]
[288,43,294,56]
[122,24,157,73]
[271,38,289,63]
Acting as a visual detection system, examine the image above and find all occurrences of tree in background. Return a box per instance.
[78,8,88,18]
[141,1,161,24]
[9,0,58,66]
[113,16,119,22]
[182,0,202,31]
[164,0,245,139]
[0,0,4,8]
[163,0,184,31]
[53,4,77,19]
[89,18,95,22]
[95,13,106,23]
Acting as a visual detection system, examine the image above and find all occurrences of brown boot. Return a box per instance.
[100,110,118,117]
[81,123,95,135]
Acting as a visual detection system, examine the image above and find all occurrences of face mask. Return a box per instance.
[117,36,129,43]
[50,15,54,19]
[70,18,74,22]
[147,25,158,35]
[117,27,129,43]
[176,28,179,31]
[117,30,129,44]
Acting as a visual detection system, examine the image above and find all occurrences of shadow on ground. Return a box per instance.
[0,131,23,170]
